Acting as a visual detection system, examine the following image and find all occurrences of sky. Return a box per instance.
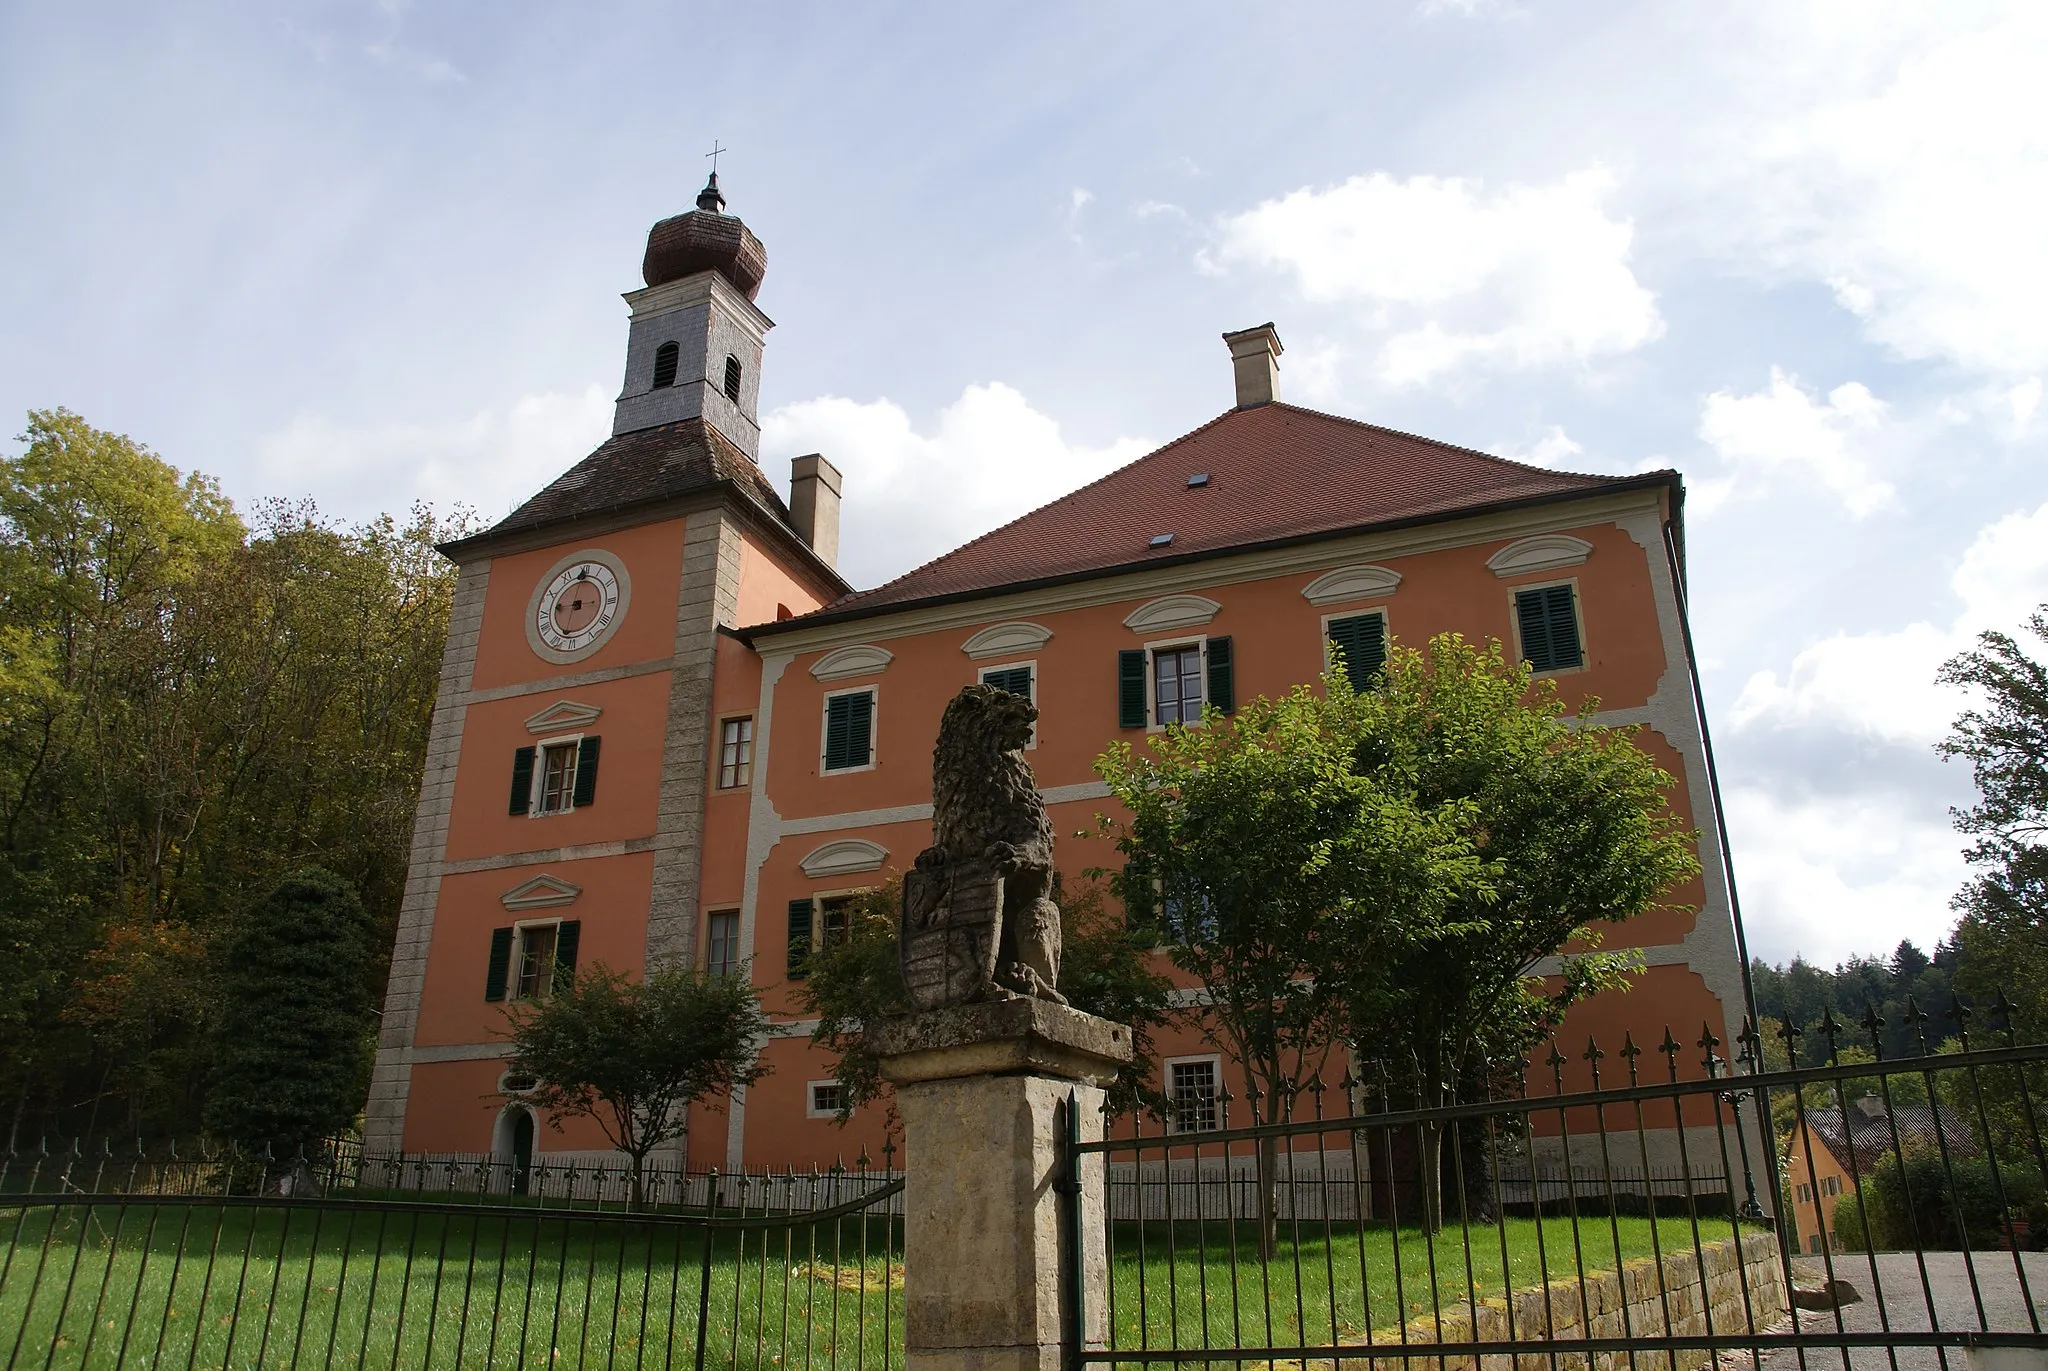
[3,1,2045,969]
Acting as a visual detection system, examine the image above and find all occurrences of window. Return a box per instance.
[485,919,581,1003]
[808,1081,844,1118]
[1797,1183,1813,1204]
[1326,612,1387,691]
[705,909,740,979]
[511,737,601,816]
[819,895,857,949]
[536,741,579,815]
[719,717,754,789]
[981,664,1033,699]
[723,355,742,401]
[1154,646,1204,725]
[823,689,875,772]
[1167,1057,1220,1133]
[1808,1233,1821,1255]
[1514,583,1584,672]
[652,341,680,389]
[1821,1176,1843,1197]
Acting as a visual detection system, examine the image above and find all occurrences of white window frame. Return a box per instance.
[1505,576,1589,678]
[807,1079,847,1119]
[808,888,866,953]
[716,714,755,790]
[703,906,742,978]
[507,917,564,1003]
[819,685,878,774]
[1164,1053,1223,1134]
[529,731,584,817]
[1319,607,1391,687]
[977,658,1039,749]
[1142,634,1209,733]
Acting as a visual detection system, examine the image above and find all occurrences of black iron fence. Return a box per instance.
[1066,998,2048,1370]
[0,1142,903,1370]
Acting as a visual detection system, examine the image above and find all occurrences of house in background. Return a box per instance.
[1784,1096,1979,1253]
[364,177,1753,1178]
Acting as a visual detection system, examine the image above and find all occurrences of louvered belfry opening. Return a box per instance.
[723,354,742,401]
[652,341,680,389]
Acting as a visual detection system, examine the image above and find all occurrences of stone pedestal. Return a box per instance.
[872,999,1134,1371]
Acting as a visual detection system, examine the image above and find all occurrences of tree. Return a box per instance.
[1336,635,1700,1230]
[1939,609,2048,1038]
[504,962,770,1208]
[797,876,1174,1127]
[1097,673,1482,1254]
[203,868,377,1158]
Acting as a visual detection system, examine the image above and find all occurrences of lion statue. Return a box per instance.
[901,683,1064,1007]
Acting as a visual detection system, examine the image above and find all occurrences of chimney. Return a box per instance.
[1855,1094,1887,1122]
[789,453,843,569]
[1222,323,1283,408]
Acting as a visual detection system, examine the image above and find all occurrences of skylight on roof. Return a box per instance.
[1187,473,1210,487]
[1149,533,1175,548]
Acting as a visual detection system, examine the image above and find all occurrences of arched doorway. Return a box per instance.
[492,1104,537,1196]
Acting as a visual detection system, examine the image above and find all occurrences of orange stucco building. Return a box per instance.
[365,180,1753,1177]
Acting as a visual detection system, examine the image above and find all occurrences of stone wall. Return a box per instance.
[1358,1230,1787,1371]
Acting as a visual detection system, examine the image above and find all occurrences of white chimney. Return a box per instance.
[1222,323,1283,408]
[789,453,843,570]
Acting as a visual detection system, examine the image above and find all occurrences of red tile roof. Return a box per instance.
[766,402,1672,630]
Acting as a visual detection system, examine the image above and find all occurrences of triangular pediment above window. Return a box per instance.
[524,699,604,734]
[501,873,582,910]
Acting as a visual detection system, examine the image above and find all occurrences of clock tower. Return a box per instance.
[362,175,848,1161]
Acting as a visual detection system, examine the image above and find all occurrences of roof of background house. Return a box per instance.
[441,419,845,593]
[1800,1102,1979,1175]
[752,401,1677,633]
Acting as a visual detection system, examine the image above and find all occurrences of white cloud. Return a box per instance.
[1697,368,1894,518]
[1732,500,2048,746]
[1726,784,1966,966]
[1699,8,2048,378]
[256,385,613,525]
[1493,425,1584,469]
[1208,167,1662,386]
[762,383,1151,591]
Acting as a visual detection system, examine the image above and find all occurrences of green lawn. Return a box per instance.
[1106,1213,1757,1354]
[1,1200,1762,1369]
[0,1200,901,1371]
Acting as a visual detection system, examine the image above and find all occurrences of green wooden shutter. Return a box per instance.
[572,736,601,807]
[485,927,514,1002]
[1120,853,1158,927]
[786,899,814,978]
[1327,613,1387,691]
[1206,636,1235,716]
[823,692,874,771]
[983,666,1032,698]
[1516,585,1582,671]
[509,748,536,816]
[1118,650,1147,728]
[552,920,581,991]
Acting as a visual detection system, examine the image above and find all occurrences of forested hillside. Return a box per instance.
[0,410,471,1140]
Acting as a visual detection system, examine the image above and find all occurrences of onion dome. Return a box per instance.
[640,172,768,300]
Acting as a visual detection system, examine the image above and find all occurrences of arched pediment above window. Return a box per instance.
[798,839,889,878]
[961,622,1053,659]
[1487,534,1593,577]
[810,644,895,681]
[1123,594,1221,634]
[1300,564,1403,606]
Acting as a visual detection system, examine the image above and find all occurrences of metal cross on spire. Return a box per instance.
[705,141,727,174]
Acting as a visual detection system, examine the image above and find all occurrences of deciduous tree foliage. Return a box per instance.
[203,868,377,1157]
[502,963,770,1208]
[1938,609,2048,1039]
[0,409,470,1140]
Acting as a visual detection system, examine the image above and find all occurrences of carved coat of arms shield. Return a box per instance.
[900,857,1003,1011]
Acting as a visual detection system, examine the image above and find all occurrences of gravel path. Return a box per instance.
[1750,1251,2048,1371]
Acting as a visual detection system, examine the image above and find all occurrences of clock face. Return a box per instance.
[535,559,623,654]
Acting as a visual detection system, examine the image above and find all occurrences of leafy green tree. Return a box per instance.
[203,868,377,1158]
[1336,635,1699,1230]
[1940,608,2048,1039]
[504,963,770,1208]
[1097,672,1482,1253]
[796,877,1174,1128]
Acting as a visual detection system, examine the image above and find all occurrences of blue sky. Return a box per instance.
[5,2,2045,967]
